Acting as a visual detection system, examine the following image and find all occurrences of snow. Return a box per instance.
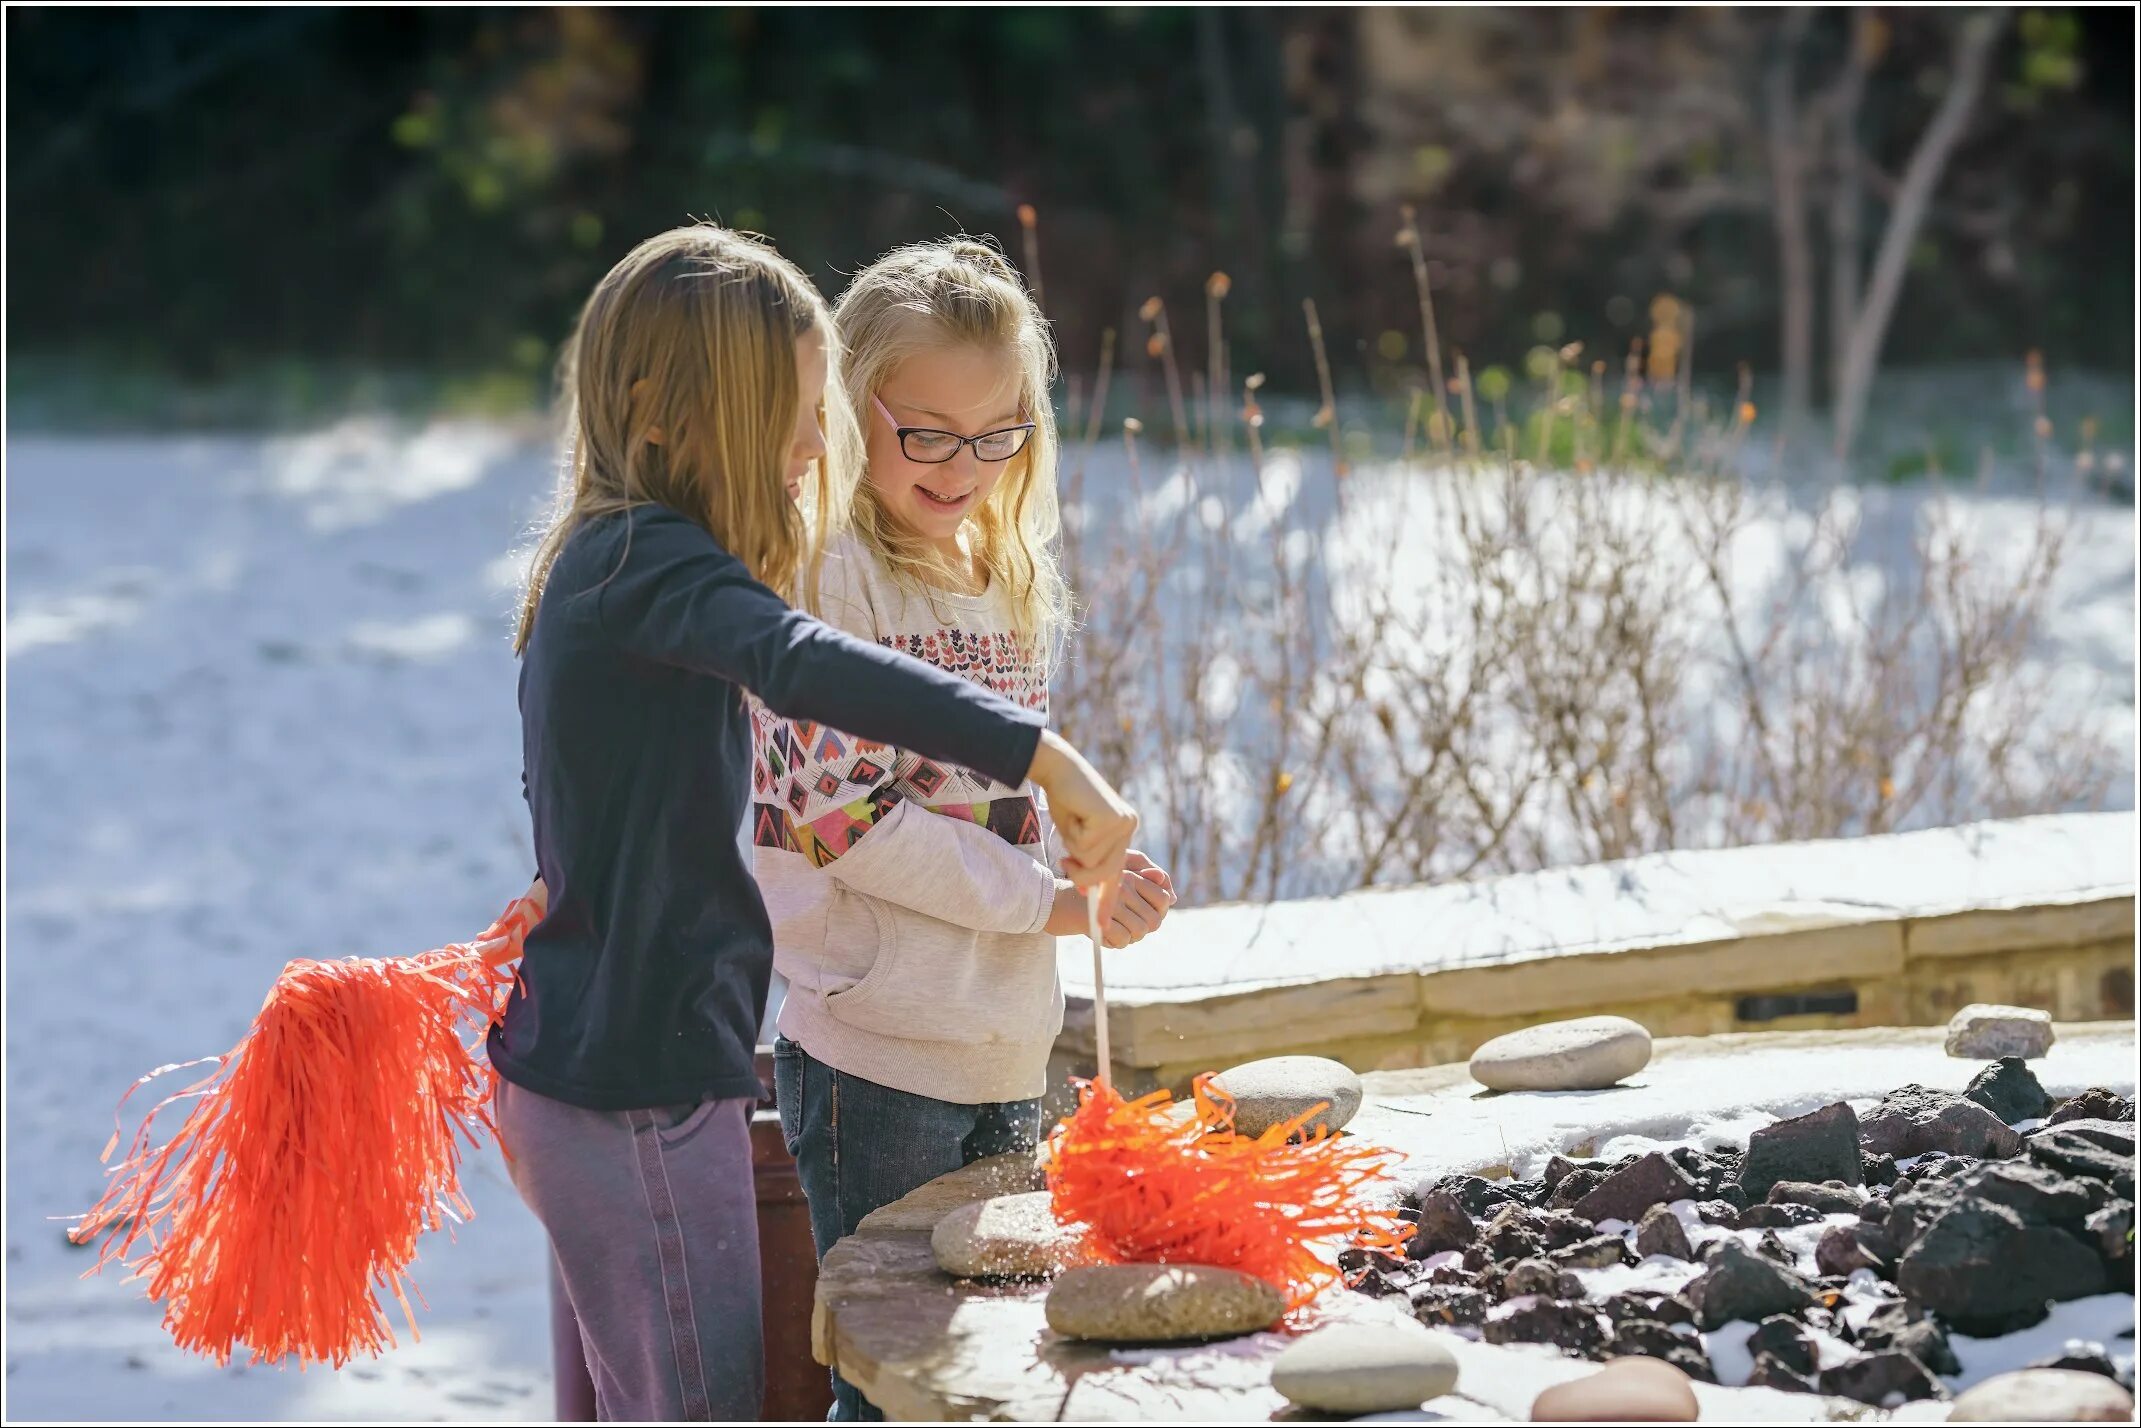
[5,421,2134,1420]
[7,425,554,1420]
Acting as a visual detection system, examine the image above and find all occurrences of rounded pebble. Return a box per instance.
[1269,1321,1460,1415]
[1948,1367,2135,1422]
[1044,1264,1284,1343]
[1531,1355,1699,1422]
[1470,1017,1653,1092]
[1209,1055,1365,1137]
[930,1191,1072,1279]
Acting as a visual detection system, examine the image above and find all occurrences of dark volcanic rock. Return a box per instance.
[1653,1293,1696,1328]
[1965,1056,2052,1124]
[1734,1101,1863,1200]
[1634,1203,1695,1261]
[1542,1154,1609,1191]
[1460,1243,1495,1273]
[1551,1234,1634,1270]
[1819,1350,1947,1406]
[2041,1118,2139,1156]
[2049,1087,2136,1126]
[1504,1177,1551,1207]
[1573,1151,1700,1225]
[2027,1125,2138,1196]
[1502,1257,1582,1301]
[1748,1352,1820,1393]
[1610,1318,1717,1382]
[2086,1201,2132,1268]
[1746,1315,1819,1376]
[1408,1283,1490,1328]
[1858,1197,1892,1225]
[1860,1084,2025,1160]
[1348,1256,1431,1299]
[1694,1199,1742,1230]
[1768,1180,1864,1214]
[1547,1168,1609,1209]
[1414,1173,1521,1218]
[1479,1204,1545,1263]
[1482,1296,1611,1355]
[1748,1229,1796,1266]
[1610,1293,1687,1327]
[1407,1187,1479,1259]
[1955,1160,2107,1227]
[1898,1202,2109,1335]
[1684,1237,1819,1330]
[1739,1202,1828,1229]
[1816,1220,1896,1277]
[1862,1151,1900,1187]
[1529,1207,1603,1253]
[1855,1299,1962,1376]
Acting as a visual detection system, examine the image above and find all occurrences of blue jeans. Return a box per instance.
[773,1036,1042,1422]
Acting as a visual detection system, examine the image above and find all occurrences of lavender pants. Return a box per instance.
[495,1077,762,1422]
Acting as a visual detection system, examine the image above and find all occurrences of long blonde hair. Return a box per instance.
[830,237,1071,667]
[515,224,851,652]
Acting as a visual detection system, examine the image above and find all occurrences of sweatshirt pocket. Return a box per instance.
[818,888,1060,1048]
[815,885,908,1034]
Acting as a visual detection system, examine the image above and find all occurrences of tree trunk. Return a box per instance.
[1765,8,1817,437]
[1826,9,1876,409]
[1832,9,2006,459]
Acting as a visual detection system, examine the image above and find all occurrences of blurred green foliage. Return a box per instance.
[4,5,2132,427]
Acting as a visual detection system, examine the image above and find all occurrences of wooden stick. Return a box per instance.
[1086,886,1111,1092]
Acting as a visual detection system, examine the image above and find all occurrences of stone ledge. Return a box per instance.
[1056,813,2137,1077]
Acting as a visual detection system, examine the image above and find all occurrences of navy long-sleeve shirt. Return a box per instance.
[488,504,1045,1110]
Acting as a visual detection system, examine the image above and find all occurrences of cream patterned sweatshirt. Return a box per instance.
[749,535,1063,1104]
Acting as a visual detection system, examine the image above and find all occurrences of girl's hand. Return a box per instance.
[1026,730,1137,919]
[1043,853,1176,944]
[1102,852,1175,948]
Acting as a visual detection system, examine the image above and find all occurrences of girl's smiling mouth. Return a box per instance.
[916,483,975,510]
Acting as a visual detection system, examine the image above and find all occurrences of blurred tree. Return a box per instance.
[3,5,2130,417]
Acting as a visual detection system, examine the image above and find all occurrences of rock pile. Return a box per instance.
[1342,1064,2135,1410]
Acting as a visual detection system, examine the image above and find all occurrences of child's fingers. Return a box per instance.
[1134,866,1176,902]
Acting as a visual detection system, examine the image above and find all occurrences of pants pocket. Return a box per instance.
[773,1039,805,1158]
[642,1098,721,1150]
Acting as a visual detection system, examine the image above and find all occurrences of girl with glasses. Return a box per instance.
[748,237,1176,1420]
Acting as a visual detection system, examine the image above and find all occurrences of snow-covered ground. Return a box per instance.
[7,424,551,1420]
[4,417,2134,1420]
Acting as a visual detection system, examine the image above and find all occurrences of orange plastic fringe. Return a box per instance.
[71,898,538,1368]
[1040,1074,1413,1311]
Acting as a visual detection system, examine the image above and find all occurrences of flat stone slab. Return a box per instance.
[1469,1016,1653,1092]
[1946,1003,2056,1059]
[1208,1055,1364,1137]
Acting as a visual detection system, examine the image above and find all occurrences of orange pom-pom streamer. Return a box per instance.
[70,897,540,1368]
[1040,1075,1413,1311]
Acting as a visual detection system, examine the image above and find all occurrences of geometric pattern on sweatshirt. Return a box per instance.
[749,624,1050,869]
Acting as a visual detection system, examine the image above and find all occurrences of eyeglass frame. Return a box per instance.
[870,394,1036,465]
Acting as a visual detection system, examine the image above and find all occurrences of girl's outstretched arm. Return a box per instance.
[593,507,1134,899]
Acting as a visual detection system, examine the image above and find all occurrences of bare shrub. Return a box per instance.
[1053,306,2119,907]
